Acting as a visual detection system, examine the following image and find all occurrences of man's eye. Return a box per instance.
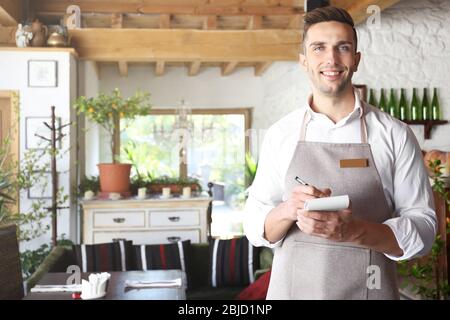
[339,46,350,51]
[313,46,324,52]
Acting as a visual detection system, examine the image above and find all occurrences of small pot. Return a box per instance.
[47,32,67,47]
[97,163,132,193]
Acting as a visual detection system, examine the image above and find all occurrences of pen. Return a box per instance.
[295,176,309,186]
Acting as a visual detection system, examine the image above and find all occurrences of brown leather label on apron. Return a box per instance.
[340,158,369,168]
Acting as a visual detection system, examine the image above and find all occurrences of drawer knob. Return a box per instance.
[168,216,180,222]
[167,236,181,243]
[113,218,126,223]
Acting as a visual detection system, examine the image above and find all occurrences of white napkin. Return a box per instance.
[125,278,182,288]
[30,284,82,293]
[81,272,111,299]
[304,195,350,211]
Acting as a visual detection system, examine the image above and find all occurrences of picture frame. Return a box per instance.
[27,171,53,199]
[25,117,61,149]
[28,60,58,87]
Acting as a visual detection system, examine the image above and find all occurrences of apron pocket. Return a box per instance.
[290,241,370,300]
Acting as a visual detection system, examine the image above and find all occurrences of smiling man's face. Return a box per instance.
[300,21,361,97]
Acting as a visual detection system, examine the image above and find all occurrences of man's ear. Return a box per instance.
[299,53,308,72]
[353,52,361,72]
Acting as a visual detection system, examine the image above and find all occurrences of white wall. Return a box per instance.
[261,0,450,152]
[83,64,264,174]
[0,50,77,251]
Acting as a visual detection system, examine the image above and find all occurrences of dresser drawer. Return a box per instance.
[149,210,200,227]
[93,211,145,228]
[93,230,200,244]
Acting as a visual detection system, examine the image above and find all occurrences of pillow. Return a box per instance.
[72,240,134,272]
[132,240,192,287]
[209,236,260,288]
[235,269,271,300]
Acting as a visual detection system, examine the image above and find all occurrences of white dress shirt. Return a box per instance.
[244,90,437,261]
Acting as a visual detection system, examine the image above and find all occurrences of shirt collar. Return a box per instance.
[305,87,364,125]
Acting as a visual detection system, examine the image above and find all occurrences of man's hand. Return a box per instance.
[296,204,361,242]
[281,185,332,221]
[263,185,331,244]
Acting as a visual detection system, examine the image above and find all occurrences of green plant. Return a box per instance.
[20,236,74,280]
[147,176,202,193]
[73,88,152,163]
[245,152,258,187]
[78,175,100,197]
[397,159,450,299]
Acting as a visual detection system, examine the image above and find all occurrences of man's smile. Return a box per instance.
[320,69,344,81]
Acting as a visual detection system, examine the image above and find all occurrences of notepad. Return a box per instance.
[304,195,350,211]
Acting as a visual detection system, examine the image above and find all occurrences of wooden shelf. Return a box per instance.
[0,46,78,58]
[403,120,448,139]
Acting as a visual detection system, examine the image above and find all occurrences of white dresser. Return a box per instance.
[80,196,212,244]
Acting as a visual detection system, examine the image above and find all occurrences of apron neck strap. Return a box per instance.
[299,101,368,143]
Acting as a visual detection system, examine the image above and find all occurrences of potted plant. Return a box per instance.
[147,176,202,195]
[397,159,450,299]
[74,88,152,196]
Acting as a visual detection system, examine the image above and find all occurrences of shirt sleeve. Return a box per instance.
[382,125,437,261]
[243,126,285,248]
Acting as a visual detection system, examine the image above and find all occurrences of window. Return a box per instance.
[120,108,251,237]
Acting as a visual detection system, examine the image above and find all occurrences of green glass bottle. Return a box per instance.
[398,88,408,121]
[368,89,378,107]
[421,88,431,120]
[379,89,387,113]
[431,88,441,120]
[411,88,421,121]
[388,88,398,118]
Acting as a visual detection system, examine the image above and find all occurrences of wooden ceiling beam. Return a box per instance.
[246,15,262,30]
[0,26,16,44]
[159,14,171,28]
[29,0,303,16]
[203,15,217,30]
[0,0,23,26]
[330,0,401,25]
[155,60,165,76]
[254,61,272,76]
[287,14,301,29]
[111,13,123,28]
[188,61,201,76]
[68,28,301,62]
[221,61,238,76]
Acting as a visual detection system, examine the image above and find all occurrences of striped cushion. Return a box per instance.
[133,240,191,287]
[133,240,190,271]
[209,236,260,288]
[72,240,133,272]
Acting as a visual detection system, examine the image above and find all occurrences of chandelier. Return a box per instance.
[173,99,194,132]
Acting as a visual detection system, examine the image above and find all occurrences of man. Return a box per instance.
[243,6,436,300]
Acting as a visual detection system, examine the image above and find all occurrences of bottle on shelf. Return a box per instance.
[388,88,398,118]
[431,87,441,121]
[421,88,431,120]
[368,89,378,107]
[398,88,409,121]
[379,89,387,113]
[410,88,421,121]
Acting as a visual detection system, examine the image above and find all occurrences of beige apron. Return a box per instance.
[267,102,400,300]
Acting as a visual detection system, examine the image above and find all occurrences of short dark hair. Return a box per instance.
[303,6,357,52]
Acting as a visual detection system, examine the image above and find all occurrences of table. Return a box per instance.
[24,270,186,300]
